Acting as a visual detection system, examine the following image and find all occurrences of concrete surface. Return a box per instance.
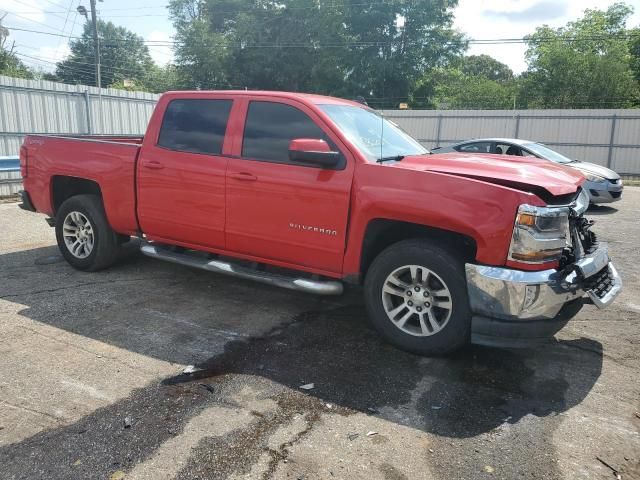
[0,190,638,480]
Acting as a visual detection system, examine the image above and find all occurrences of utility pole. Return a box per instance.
[78,1,103,132]
[89,0,101,89]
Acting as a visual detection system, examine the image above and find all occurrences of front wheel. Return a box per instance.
[55,194,120,271]
[364,239,471,355]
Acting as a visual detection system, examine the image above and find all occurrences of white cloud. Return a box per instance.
[146,30,174,66]
[37,43,71,63]
[454,0,640,73]
[0,0,46,25]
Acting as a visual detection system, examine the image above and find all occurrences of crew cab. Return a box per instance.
[18,91,622,354]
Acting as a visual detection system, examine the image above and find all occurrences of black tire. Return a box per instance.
[364,239,471,355]
[55,194,120,272]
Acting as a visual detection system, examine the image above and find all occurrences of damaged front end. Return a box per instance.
[465,188,622,347]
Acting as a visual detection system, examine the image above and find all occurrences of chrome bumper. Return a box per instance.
[465,243,622,321]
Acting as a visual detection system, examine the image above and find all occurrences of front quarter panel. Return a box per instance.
[343,162,544,276]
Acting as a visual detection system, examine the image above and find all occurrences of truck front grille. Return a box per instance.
[584,266,614,300]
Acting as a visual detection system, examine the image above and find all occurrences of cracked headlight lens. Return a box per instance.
[509,205,570,264]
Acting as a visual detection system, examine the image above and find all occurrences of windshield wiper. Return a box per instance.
[376,155,405,163]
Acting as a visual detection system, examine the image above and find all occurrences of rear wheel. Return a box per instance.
[55,194,120,271]
[364,239,471,355]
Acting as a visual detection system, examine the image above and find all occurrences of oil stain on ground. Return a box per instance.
[0,303,603,479]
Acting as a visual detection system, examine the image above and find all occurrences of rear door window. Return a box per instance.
[158,99,233,155]
[458,142,493,153]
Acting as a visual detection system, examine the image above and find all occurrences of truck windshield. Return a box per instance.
[319,104,428,162]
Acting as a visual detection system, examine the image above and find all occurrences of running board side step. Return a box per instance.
[140,243,344,296]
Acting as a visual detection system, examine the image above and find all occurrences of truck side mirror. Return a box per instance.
[288,138,341,168]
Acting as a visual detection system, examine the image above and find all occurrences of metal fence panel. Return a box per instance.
[614,117,640,145]
[0,156,21,197]
[2,79,639,174]
[0,75,159,156]
[384,109,640,174]
[518,117,612,146]
[611,147,640,174]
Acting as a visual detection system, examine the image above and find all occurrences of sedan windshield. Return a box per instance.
[319,104,428,162]
[524,143,575,164]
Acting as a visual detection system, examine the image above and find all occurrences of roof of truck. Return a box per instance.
[162,90,363,106]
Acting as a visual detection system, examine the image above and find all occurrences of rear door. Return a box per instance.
[225,98,354,274]
[137,96,234,249]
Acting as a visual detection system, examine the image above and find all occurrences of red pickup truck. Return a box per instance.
[18,91,622,354]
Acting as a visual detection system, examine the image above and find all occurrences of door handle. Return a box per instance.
[142,160,164,170]
[229,172,257,181]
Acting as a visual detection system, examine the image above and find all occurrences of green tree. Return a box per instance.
[56,20,156,89]
[461,54,513,82]
[411,68,516,109]
[168,0,465,106]
[0,19,33,79]
[630,27,640,83]
[110,65,183,93]
[337,0,465,108]
[0,48,33,79]
[522,2,639,108]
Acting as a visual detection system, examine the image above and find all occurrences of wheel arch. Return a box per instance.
[51,176,102,215]
[359,219,478,280]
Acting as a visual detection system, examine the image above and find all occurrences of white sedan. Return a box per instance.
[432,138,623,204]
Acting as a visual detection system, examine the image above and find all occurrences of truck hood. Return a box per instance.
[394,153,585,197]
[568,161,619,180]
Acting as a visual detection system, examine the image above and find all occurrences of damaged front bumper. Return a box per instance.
[465,243,622,347]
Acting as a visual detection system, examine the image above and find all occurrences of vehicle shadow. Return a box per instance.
[588,204,618,215]
[0,245,604,479]
[167,305,602,437]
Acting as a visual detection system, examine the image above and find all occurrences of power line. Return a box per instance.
[10,0,70,22]
[53,0,76,60]
[6,25,640,48]
[7,27,640,48]
[5,25,171,45]
[64,4,80,50]
[95,3,169,11]
[6,1,427,14]
[95,1,407,17]
[15,53,99,80]
[41,0,75,10]
[14,51,149,76]
[2,11,70,34]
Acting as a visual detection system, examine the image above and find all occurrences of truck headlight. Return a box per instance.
[584,172,606,183]
[508,205,570,264]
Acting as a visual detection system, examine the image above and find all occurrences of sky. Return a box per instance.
[0,0,639,76]
[455,0,640,72]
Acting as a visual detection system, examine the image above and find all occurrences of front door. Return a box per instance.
[225,99,353,274]
[137,97,234,249]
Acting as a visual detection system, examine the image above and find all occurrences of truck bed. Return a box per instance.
[22,134,142,235]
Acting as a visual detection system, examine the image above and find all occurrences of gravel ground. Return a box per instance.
[0,189,638,480]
